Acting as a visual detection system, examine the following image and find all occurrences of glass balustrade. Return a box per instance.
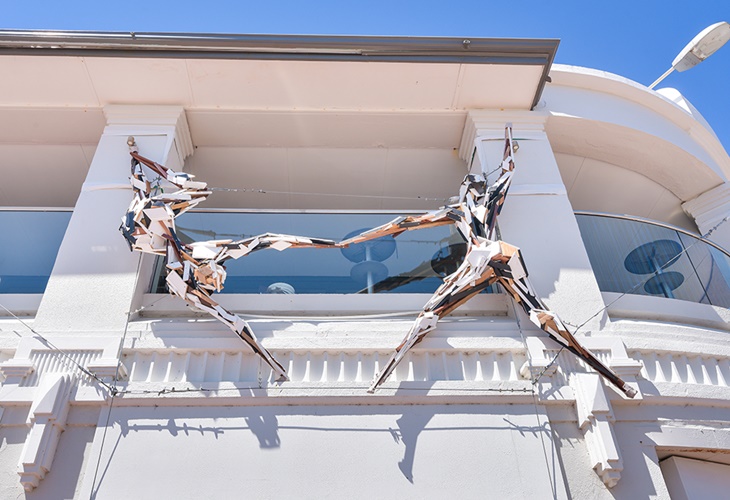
[0,210,72,293]
[149,211,496,295]
[576,212,730,308]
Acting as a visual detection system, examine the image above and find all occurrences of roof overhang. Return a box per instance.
[0,30,558,110]
[0,31,558,207]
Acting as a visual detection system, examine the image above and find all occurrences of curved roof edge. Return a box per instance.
[549,64,730,179]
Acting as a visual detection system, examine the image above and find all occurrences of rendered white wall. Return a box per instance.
[81,404,568,500]
[660,456,730,500]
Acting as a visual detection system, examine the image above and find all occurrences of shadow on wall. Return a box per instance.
[88,404,562,497]
[390,409,435,483]
[244,414,280,449]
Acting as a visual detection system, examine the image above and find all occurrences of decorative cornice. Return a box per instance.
[682,183,730,234]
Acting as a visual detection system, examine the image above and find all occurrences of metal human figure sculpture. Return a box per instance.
[119,139,335,380]
[341,126,637,398]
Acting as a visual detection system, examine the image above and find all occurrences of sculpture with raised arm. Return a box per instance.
[119,139,336,380]
[340,126,637,398]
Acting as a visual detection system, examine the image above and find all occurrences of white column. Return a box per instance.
[460,110,608,332]
[34,105,193,334]
[682,183,730,251]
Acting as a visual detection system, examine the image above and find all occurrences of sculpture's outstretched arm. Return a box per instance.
[338,209,457,247]
[189,233,336,268]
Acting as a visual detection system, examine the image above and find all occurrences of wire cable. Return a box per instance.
[208,186,448,202]
[89,253,143,499]
[508,287,559,499]
[115,384,534,396]
[0,302,115,394]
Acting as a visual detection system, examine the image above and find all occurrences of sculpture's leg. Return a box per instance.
[490,242,637,398]
[166,269,288,381]
[369,261,497,392]
[160,233,339,381]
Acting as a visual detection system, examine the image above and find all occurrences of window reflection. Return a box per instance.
[576,214,730,307]
[0,211,71,294]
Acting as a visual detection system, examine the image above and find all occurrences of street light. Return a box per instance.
[649,21,730,89]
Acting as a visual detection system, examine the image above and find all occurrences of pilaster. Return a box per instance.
[33,105,193,334]
[0,105,189,493]
[460,110,608,331]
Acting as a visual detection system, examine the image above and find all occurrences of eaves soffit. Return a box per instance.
[0,30,558,112]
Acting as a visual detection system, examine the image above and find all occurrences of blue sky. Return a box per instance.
[5,1,730,150]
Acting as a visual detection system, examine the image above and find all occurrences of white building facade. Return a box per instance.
[0,32,729,499]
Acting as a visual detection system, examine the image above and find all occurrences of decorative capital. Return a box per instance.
[459,110,548,162]
[103,104,193,166]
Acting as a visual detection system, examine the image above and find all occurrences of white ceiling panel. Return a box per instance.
[0,144,89,206]
[383,148,465,200]
[84,57,192,105]
[455,65,543,109]
[547,117,722,200]
[647,189,696,231]
[187,110,466,148]
[186,60,462,110]
[0,56,98,107]
[554,152,584,193]
[0,107,105,145]
[569,157,666,216]
[288,147,388,198]
[182,146,462,210]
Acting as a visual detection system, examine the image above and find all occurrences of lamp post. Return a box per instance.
[649,21,730,89]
